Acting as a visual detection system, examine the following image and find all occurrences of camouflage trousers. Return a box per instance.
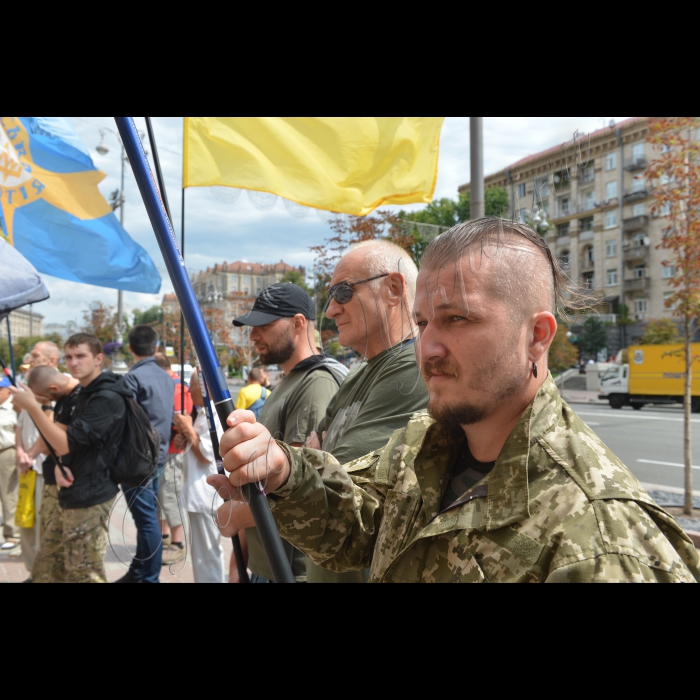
[32,497,115,584]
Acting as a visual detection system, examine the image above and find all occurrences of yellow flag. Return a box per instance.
[183,117,444,216]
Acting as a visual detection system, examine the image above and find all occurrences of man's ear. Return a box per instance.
[529,312,557,364]
[386,273,405,308]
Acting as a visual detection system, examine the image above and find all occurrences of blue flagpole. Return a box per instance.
[115,117,294,584]
[6,317,15,382]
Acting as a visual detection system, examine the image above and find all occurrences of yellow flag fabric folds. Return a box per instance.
[183,117,444,216]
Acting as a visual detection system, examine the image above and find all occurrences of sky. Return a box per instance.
[34,116,630,328]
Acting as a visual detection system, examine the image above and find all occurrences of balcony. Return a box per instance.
[578,201,597,213]
[624,246,650,263]
[623,215,649,233]
[581,260,595,272]
[625,158,648,172]
[623,189,649,203]
[625,277,651,292]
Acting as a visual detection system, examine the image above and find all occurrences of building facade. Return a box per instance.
[190,260,306,351]
[459,117,683,352]
[0,308,44,340]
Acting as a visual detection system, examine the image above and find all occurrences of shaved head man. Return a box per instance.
[29,342,61,370]
[212,219,699,584]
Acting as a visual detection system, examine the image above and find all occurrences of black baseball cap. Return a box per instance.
[233,283,315,327]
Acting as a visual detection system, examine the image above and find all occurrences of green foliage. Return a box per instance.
[0,333,65,375]
[399,187,511,229]
[617,304,633,326]
[279,270,311,294]
[549,326,579,373]
[577,317,608,356]
[133,306,163,326]
[639,319,681,345]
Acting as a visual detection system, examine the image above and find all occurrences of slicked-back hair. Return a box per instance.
[420,217,593,321]
[129,325,159,358]
[65,333,103,358]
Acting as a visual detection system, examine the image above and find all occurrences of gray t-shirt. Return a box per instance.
[247,356,342,581]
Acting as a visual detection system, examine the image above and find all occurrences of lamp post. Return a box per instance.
[95,127,147,372]
[470,118,485,219]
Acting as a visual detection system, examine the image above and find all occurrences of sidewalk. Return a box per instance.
[560,389,608,406]
[1,492,234,584]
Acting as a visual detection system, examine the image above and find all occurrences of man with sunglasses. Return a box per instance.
[232,282,343,583]
[304,240,428,582]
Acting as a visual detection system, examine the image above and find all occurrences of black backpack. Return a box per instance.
[112,392,161,488]
[84,382,161,489]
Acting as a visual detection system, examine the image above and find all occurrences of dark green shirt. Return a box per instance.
[308,340,429,583]
[247,357,342,582]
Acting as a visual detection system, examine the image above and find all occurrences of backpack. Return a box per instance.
[113,393,161,488]
[84,383,161,488]
[248,387,269,420]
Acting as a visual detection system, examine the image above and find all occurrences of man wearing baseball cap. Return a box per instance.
[232,283,344,583]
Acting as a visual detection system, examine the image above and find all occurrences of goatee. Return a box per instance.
[427,399,487,429]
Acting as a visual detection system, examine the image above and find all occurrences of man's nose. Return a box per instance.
[250,328,260,341]
[326,297,343,320]
[419,323,449,361]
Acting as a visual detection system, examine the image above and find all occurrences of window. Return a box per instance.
[663,265,676,279]
[581,216,594,232]
[632,143,645,162]
[607,269,619,286]
[664,292,678,310]
[581,190,596,211]
[535,176,550,198]
[606,211,618,229]
[605,152,617,171]
[633,265,646,279]
[633,233,647,247]
[559,197,572,216]
[606,181,618,200]
[660,202,671,217]
[632,177,646,193]
[635,298,648,315]
[606,240,618,257]
[518,208,528,223]
[518,183,527,199]
[632,203,645,217]
[557,223,570,238]
[580,165,595,184]
[583,272,595,289]
[559,251,571,269]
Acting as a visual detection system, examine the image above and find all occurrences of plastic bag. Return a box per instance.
[15,469,36,529]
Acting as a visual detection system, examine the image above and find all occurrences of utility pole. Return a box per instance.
[470,117,485,219]
[615,127,626,350]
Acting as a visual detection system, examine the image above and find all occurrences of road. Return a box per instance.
[572,403,700,491]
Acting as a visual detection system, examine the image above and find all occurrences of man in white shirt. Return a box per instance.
[173,371,225,584]
[0,376,19,551]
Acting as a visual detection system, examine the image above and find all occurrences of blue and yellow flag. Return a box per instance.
[0,117,161,294]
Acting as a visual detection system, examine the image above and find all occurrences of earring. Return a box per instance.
[533,362,538,379]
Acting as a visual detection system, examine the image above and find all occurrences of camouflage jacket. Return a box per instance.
[270,376,700,583]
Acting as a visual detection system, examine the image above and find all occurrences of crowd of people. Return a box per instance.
[2,218,699,583]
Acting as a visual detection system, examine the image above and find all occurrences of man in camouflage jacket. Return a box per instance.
[211,219,700,583]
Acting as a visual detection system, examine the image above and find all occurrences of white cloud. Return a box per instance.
[32,116,630,329]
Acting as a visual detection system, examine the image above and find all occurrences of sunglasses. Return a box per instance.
[328,274,390,305]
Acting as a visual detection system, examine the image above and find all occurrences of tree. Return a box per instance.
[577,317,608,358]
[645,117,700,515]
[454,187,510,222]
[133,306,163,326]
[549,326,579,373]
[639,319,681,345]
[279,270,311,294]
[82,302,117,346]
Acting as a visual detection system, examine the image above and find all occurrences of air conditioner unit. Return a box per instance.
[643,237,651,246]
[595,201,602,208]
[635,314,645,321]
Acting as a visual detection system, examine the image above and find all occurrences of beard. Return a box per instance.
[258,327,295,366]
[423,342,522,429]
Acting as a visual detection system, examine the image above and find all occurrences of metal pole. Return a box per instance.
[116,117,294,583]
[470,117,485,219]
[5,317,15,381]
[29,304,34,337]
[616,128,626,349]
[180,189,186,411]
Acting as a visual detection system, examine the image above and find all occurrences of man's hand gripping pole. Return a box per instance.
[114,117,294,584]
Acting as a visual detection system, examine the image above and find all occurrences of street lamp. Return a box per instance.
[94,126,148,373]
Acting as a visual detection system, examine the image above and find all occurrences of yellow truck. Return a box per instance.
[599,344,700,412]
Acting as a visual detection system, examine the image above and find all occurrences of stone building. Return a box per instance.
[459,117,688,354]
[0,307,44,339]
[190,260,305,352]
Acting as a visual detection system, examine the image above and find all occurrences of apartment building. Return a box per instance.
[459,117,682,350]
[0,307,44,340]
[191,260,305,348]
